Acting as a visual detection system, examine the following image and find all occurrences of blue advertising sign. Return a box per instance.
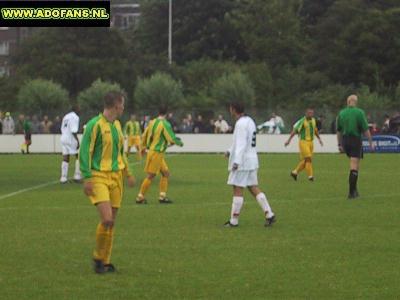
[363,135,400,153]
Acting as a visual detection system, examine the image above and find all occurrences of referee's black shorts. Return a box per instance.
[342,135,363,158]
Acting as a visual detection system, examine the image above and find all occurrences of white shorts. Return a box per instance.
[227,169,258,187]
[61,140,78,155]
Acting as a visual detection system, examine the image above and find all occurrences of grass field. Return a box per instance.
[0,153,399,299]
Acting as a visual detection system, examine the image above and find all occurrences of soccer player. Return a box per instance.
[21,115,32,154]
[79,91,135,274]
[224,102,275,228]
[284,108,323,181]
[124,114,142,160]
[337,95,374,199]
[136,105,183,204]
[60,106,81,184]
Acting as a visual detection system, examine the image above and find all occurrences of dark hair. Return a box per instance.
[230,102,245,114]
[159,104,168,115]
[104,91,124,109]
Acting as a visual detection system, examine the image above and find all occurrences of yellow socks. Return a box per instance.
[104,227,114,265]
[294,160,306,174]
[93,223,111,262]
[159,176,168,199]
[305,161,313,178]
[138,178,152,199]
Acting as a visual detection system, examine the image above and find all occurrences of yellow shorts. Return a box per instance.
[128,136,141,148]
[144,150,169,174]
[299,140,314,160]
[87,170,124,208]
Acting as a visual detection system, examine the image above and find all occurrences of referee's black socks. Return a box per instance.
[349,170,359,195]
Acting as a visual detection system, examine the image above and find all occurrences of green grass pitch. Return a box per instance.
[0,153,399,299]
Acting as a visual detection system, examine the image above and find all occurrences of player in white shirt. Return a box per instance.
[60,106,81,183]
[224,102,276,227]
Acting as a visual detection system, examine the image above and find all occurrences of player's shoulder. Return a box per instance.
[86,114,102,128]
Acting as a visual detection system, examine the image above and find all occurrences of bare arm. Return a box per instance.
[284,131,296,147]
[364,129,375,151]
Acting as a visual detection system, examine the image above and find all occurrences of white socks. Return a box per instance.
[60,161,69,182]
[74,159,81,180]
[230,196,244,225]
[256,192,274,219]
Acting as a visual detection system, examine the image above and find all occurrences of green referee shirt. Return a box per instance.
[337,107,369,138]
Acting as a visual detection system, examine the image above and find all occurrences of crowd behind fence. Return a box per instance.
[0,108,399,136]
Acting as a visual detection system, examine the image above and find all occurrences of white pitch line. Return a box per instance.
[0,159,145,201]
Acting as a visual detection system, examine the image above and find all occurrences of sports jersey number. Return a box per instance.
[251,131,256,147]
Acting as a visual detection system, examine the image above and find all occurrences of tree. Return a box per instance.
[134,72,184,111]
[211,71,255,109]
[17,79,69,115]
[12,28,131,97]
[77,79,124,116]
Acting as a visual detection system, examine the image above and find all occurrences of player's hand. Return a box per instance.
[338,145,344,153]
[83,181,94,196]
[141,148,147,156]
[232,163,239,171]
[284,141,290,147]
[319,139,323,147]
[370,143,375,152]
[76,141,80,150]
[127,175,135,188]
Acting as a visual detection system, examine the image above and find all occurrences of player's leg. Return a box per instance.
[159,159,172,203]
[26,135,31,154]
[348,157,360,198]
[248,186,275,225]
[225,185,244,227]
[135,145,142,160]
[102,172,123,272]
[137,173,155,203]
[304,142,314,181]
[93,201,114,274]
[73,153,82,181]
[291,142,306,180]
[304,157,314,181]
[60,153,70,183]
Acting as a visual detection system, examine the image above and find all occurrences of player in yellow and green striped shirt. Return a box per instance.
[136,105,183,204]
[79,91,135,274]
[124,114,142,159]
[285,108,323,181]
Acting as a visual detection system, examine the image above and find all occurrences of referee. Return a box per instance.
[336,95,375,199]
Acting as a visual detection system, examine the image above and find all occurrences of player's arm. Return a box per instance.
[336,115,344,152]
[314,126,323,146]
[360,112,374,151]
[79,121,97,180]
[163,121,184,147]
[284,130,296,147]
[232,124,247,170]
[123,122,129,138]
[140,123,151,153]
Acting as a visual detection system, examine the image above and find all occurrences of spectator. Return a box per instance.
[389,112,400,134]
[167,112,178,132]
[2,112,15,134]
[30,115,41,133]
[40,115,53,134]
[51,116,61,134]
[141,115,150,132]
[16,114,25,134]
[214,115,230,133]
[205,119,216,133]
[258,113,285,134]
[316,115,325,133]
[193,115,205,133]
[179,118,193,133]
[381,114,390,134]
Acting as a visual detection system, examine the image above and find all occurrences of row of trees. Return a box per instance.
[1,0,399,117]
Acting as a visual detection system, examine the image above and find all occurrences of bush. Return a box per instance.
[134,72,184,111]
[17,78,69,115]
[211,71,255,109]
[77,79,124,115]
